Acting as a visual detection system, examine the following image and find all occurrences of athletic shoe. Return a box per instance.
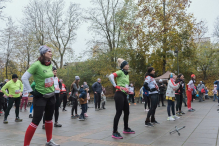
[176,112,182,116]
[192,108,195,111]
[167,116,175,121]
[29,114,33,118]
[3,119,8,124]
[112,132,123,139]
[84,113,88,117]
[62,109,67,111]
[181,111,185,114]
[95,109,99,111]
[151,121,160,124]
[45,139,60,146]
[75,115,79,118]
[172,115,180,119]
[145,122,154,127]
[144,109,147,112]
[78,117,85,121]
[42,124,45,129]
[54,122,62,127]
[123,128,135,134]
[71,115,77,119]
[188,109,194,112]
[146,109,149,112]
[15,117,22,122]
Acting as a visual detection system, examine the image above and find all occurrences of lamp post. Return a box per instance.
[174,48,179,75]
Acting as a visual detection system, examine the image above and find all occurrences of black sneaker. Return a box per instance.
[54,122,62,127]
[112,132,123,139]
[42,124,45,129]
[151,121,160,124]
[145,122,154,127]
[78,117,85,121]
[62,109,67,111]
[123,128,135,134]
[181,111,185,114]
[29,114,33,118]
[71,115,77,119]
[15,117,22,122]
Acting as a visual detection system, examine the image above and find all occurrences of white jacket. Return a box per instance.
[166,79,180,97]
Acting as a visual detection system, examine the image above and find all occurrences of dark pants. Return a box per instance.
[158,94,164,106]
[143,95,150,109]
[167,100,175,117]
[71,98,78,115]
[113,91,129,133]
[183,90,187,106]
[85,103,88,113]
[199,91,203,102]
[146,94,158,123]
[129,94,134,103]
[32,92,55,126]
[5,97,21,119]
[176,94,182,112]
[0,97,7,112]
[94,93,101,109]
[80,104,86,119]
[60,93,67,110]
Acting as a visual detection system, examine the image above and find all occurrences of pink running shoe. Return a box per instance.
[84,113,89,117]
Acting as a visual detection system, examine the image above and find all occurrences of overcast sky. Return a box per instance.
[1,0,219,57]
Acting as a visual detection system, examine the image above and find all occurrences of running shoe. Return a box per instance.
[84,113,88,117]
[76,115,79,118]
[167,116,175,121]
[146,109,149,112]
[29,114,33,118]
[176,112,182,116]
[181,111,185,114]
[172,115,180,119]
[71,115,76,119]
[151,121,160,124]
[54,122,62,127]
[78,117,85,121]
[123,128,135,134]
[42,124,45,129]
[192,108,195,111]
[145,122,154,127]
[15,117,22,122]
[62,109,67,111]
[45,139,60,146]
[188,109,194,112]
[3,119,8,124]
[112,132,123,139]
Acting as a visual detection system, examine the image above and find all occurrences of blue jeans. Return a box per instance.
[213,94,218,101]
[80,104,86,119]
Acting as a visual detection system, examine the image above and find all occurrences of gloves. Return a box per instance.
[120,87,129,94]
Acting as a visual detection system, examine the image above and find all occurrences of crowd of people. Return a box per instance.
[0,45,218,145]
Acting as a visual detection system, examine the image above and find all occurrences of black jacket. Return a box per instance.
[175,79,184,95]
[158,83,165,94]
[92,82,102,94]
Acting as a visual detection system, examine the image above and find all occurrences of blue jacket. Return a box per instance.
[92,82,102,94]
[79,89,87,99]
[214,81,219,90]
[143,87,149,97]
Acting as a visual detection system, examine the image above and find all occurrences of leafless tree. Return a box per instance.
[213,16,219,41]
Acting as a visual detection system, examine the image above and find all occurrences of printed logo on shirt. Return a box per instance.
[43,70,47,73]
[15,90,20,94]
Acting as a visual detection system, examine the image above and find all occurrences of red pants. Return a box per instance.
[186,90,192,109]
[20,97,28,110]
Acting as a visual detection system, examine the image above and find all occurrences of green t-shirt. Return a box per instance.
[1,79,23,98]
[116,70,129,93]
[27,61,54,95]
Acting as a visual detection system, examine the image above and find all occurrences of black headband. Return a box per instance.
[120,61,128,69]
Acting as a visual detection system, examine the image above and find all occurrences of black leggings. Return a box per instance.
[71,98,78,115]
[94,93,101,109]
[158,94,164,106]
[143,95,150,109]
[0,97,7,112]
[176,94,182,111]
[167,100,175,117]
[32,94,55,126]
[113,91,129,133]
[129,94,134,103]
[60,93,67,110]
[5,97,21,119]
[146,94,158,123]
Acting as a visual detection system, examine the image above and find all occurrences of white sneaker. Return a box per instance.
[146,109,149,112]
[144,109,147,112]
[172,115,180,119]
[167,116,175,121]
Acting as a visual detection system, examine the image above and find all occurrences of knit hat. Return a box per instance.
[12,74,18,79]
[75,76,80,80]
[117,58,128,69]
[147,67,154,74]
[39,45,51,56]
[83,85,89,89]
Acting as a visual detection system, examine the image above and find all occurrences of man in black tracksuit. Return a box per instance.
[92,78,102,111]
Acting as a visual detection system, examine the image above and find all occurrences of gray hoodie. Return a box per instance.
[72,83,80,98]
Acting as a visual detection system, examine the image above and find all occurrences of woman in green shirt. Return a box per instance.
[109,58,135,139]
[22,45,59,146]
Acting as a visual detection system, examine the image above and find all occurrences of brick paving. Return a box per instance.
[0,99,219,146]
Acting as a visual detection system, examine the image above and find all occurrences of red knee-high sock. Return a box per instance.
[24,122,37,146]
[45,120,53,142]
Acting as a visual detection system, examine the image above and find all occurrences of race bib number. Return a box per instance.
[24,92,28,96]
[62,88,66,91]
[45,77,54,88]
[55,85,60,91]
[15,90,20,94]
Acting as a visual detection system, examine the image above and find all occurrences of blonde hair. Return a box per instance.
[117,58,125,68]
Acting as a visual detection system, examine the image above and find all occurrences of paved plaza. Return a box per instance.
[0,99,219,146]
